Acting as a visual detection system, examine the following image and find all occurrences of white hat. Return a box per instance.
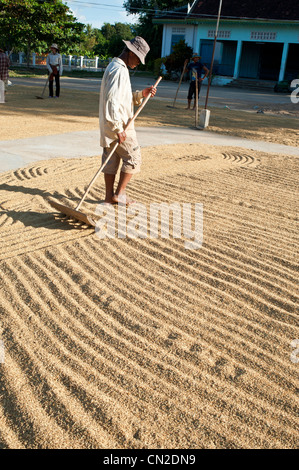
[122,36,150,65]
[51,43,58,50]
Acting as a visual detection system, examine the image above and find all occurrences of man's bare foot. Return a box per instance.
[112,194,136,205]
[103,198,117,205]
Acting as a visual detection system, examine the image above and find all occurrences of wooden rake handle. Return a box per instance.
[172,60,188,107]
[41,76,49,97]
[76,76,163,211]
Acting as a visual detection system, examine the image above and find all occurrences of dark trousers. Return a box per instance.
[49,73,60,97]
[187,80,201,100]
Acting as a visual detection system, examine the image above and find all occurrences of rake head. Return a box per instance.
[47,199,96,227]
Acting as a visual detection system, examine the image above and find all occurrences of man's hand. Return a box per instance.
[118,131,126,144]
[142,85,157,98]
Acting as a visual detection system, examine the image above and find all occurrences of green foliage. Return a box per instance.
[123,0,186,15]
[90,31,108,58]
[0,0,136,61]
[0,0,84,61]
[123,0,186,65]
[133,16,162,66]
[93,22,134,58]
[0,0,187,68]
[74,24,104,57]
[106,22,134,58]
[164,40,193,77]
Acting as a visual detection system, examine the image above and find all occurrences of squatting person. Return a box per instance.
[99,36,156,205]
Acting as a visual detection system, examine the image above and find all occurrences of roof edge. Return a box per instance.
[153,17,299,26]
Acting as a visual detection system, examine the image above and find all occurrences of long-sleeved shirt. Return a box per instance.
[46,52,63,75]
[0,52,10,81]
[99,57,143,148]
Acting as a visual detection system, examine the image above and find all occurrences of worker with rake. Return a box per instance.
[99,36,156,205]
[186,53,209,110]
[46,43,63,98]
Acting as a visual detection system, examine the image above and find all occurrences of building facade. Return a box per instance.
[154,0,299,82]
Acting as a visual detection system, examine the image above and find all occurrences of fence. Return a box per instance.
[10,52,109,71]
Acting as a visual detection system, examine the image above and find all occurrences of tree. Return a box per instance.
[123,0,186,64]
[164,39,193,78]
[0,0,84,63]
[107,23,134,58]
[76,24,104,57]
[93,22,134,59]
[124,0,186,15]
[92,31,109,59]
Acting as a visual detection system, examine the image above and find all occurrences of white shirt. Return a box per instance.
[46,53,63,75]
[99,57,143,148]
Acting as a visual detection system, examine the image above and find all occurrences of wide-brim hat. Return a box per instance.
[122,36,150,64]
[192,53,201,59]
[51,43,59,50]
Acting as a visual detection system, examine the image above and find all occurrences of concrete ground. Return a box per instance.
[1,126,298,174]
[11,76,293,110]
[1,76,297,174]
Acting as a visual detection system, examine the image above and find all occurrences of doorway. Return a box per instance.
[239,42,283,80]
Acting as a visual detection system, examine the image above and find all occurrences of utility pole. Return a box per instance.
[199,0,223,128]
[205,0,223,109]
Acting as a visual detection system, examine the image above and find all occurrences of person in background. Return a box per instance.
[186,53,209,109]
[46,43,63,98]
[0,47,10,93]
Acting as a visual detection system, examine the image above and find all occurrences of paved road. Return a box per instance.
[2,77,296,173]
[11,76,293,110]
[1,127,298,174]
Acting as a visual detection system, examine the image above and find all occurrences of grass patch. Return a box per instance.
[10,66,155,80]
[10,66,104,79]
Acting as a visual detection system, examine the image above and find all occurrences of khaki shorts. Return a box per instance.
[102,131,141,175]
